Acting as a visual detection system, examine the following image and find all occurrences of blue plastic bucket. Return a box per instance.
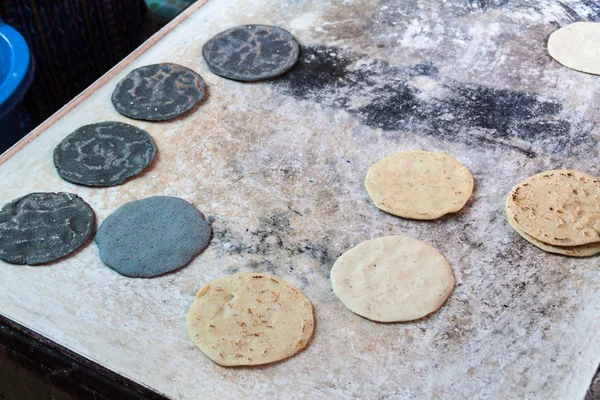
[0,21,34,153]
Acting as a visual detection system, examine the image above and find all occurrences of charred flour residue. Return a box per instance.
[464,0,509,11]
[273,45,596,156]
[213,212,341,278]
[213,214,291,257]
[367,0,518,28]
[581,0,600,20]
[556,0,600,22]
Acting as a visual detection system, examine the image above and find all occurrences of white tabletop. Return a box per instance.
[1,0,599,398]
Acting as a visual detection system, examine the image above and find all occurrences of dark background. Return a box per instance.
[0,0,195,152]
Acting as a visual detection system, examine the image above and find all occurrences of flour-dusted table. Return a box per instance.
[1,1,599,399]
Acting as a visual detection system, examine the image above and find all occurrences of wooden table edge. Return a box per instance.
[0,0,211,167]
[0,0,598,397]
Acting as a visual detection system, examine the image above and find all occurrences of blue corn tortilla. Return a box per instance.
[95,196,211,278]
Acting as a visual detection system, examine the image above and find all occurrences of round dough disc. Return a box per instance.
[365,150,474,220]
[53,121,156,187]
[202,25,300,82]
[506,209,600,257]
[187,273,314,366]
[331,236,455,322]
[506,170,600,246]
[0,192,96,265]
[548,22,600,75]
[111,63,206,121]
[95,196,211,278]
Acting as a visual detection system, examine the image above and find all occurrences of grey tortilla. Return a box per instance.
[0,193,96,265]
[203,25,300,82]
[53,121,156,187]
[111,63,206,121]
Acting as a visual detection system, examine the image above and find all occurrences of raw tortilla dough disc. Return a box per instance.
[203,25,300,82]
[95,196,211,278]
[0,193,95,265]
[330,236,455,322]
[365,150,474,220]
[187,273,314,366]
[506,170,600,246]
[53,121,156,187]
[111,63,206,121]
[506,209,600,257]
[548,22,600,75]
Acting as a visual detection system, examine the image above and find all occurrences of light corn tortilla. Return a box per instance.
[506,209,600,257]
[506,170,600,246]
[548,22,600,75]
[365,150,474,220]
[187,273,314,366]
[331,236,455,322]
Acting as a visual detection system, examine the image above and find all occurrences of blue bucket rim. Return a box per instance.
[0,22,31,108]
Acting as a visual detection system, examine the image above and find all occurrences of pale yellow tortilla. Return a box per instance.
[365,150,474,220]
[187,273,314,366]
[507,207,600,257]
[548,22,600,75]
[506,170,600,246]
[330,236,455,322]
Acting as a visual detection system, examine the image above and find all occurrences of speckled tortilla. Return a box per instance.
[0,193,95,265]
[53,121,156,187]
[202,25,300,82]
[331,236,455,322]
[548,22,600,75]
[95,196,211,278]
[507,209,600,257]
[187,273,314,366]
[111,63,206,121]
[365,150,474,220]
[506,170,600,246]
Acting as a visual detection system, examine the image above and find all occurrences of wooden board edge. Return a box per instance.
[0,0,211,167]
[0,313,170,399]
